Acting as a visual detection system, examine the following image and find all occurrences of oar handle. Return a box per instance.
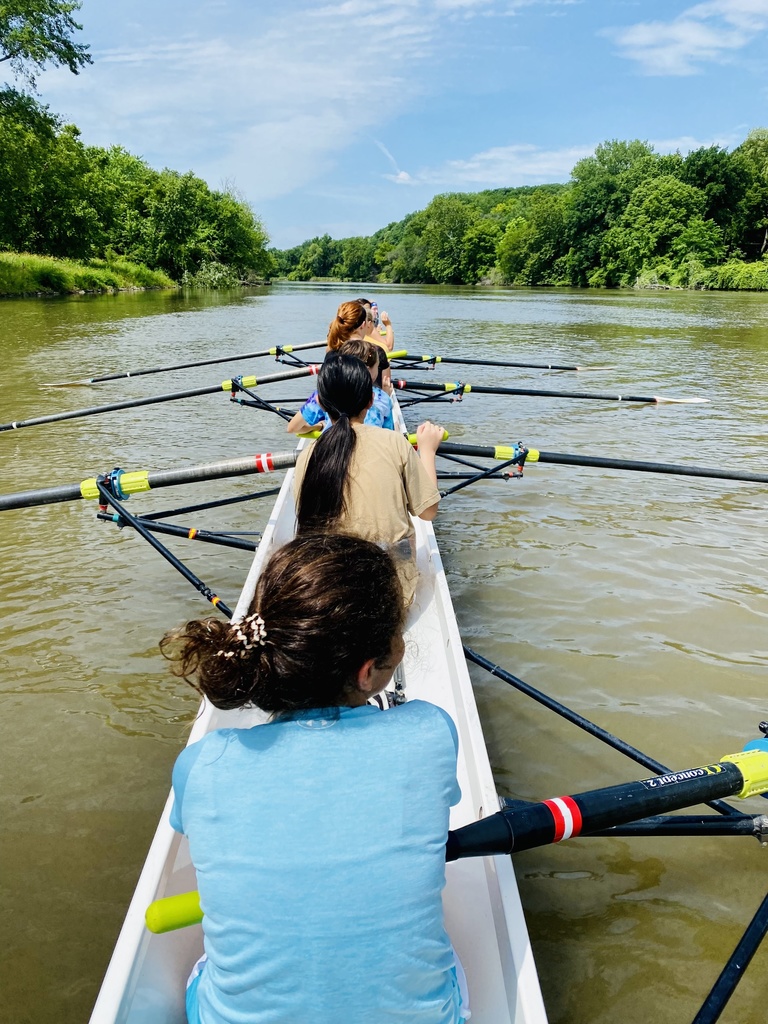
[446,749,768,860]
[146,891,202,934]
[299,430,452,445]
[145,749,768,933]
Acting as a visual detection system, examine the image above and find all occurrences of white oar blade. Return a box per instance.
[38,379,94,388]
[654,396,710,404]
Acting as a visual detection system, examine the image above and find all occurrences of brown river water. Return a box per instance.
[1,283,768,1024]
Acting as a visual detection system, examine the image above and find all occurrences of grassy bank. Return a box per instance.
[0,253,175,297]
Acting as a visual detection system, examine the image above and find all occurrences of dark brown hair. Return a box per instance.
[327,300,366,351]
[161,534,404,712]
[295,353,373,533]
[339,337,377,368]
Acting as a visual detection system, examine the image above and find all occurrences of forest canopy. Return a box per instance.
[272,134,768,290]
[0,87,274,283]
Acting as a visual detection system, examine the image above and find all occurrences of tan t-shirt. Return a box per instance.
[293,423,440,602]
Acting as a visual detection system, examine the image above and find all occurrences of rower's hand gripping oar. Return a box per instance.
[393,379,708,405]
[144,747,768,934]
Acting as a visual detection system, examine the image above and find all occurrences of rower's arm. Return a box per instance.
[287,412,313,435]
[414,421,442,521]
[380,311,394,352]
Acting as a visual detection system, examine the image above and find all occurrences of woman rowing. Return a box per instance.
[286,338,393,435]
[357,295,394,352]
[327,298,391,390]
[162,534,469,1024]
[293,352,443,605]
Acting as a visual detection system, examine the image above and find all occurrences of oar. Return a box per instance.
[389,352,613,372]
[144,746,768,933]
[0,450,298,513]
[435,440,768,486]
[446,748,768,859]
[41,341,327,387]
[0,366,317,434]
[393,379,707,405]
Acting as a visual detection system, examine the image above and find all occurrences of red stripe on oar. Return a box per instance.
[309,364,320,375]
[394,379,406,389]
[543,796,583,842]
[254,453,274,473]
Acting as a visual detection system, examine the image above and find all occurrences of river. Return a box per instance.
[1,283,767,1024]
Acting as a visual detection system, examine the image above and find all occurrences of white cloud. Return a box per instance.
[385,130,748,189]
[607,0,768,75]
[39,0,480,203]
[386,141,595,186]
[650,130,747,153]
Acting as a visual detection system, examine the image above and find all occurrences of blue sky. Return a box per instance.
[31,0,768,247]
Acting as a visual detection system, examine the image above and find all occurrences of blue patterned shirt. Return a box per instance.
[299,386,394,431]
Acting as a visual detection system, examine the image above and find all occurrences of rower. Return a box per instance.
[326,299,391,391]
[357,294,395,352]
[161,534,469,1024]
[293,352,443,606]
[286,339,394,435]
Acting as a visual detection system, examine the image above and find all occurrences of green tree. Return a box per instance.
[0,0,91,86]
[423,195,477,284]
[496,217,531,283]
[564,139,660,284]
[0,89,99,257]
[600,175,722,284]
[732,129,768,258]
[496,191,568,285]
[335,236,376,281]
[459,218,501,283]
[679,145,750,246]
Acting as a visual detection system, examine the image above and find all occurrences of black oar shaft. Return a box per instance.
[96,513,257,552]
[463,644,741,817]
[61,341,326,385]
[692,891,768,1024]
[395,379,663,403]
[0,451,297,512]
[393,354,584,371]
[536,451,768,485]
[0,367,314,434]
[432,442,768,487]
[446,756,762,860]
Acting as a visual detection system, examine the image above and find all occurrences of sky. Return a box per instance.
[27,0,768,248]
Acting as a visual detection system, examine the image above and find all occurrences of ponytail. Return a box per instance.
[295,353,373,532]
[327,300,367,351]
[161,535,405,712]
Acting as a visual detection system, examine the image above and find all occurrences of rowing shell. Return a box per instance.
[88,406,548,1024]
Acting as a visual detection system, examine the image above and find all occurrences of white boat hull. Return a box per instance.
[90,430,547,1024]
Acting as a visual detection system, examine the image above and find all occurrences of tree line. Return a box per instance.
[273,134,768,290]
[0,87,273,283]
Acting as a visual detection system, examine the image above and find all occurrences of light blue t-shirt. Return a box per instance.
[299,386,394,431]
[171,700,462,1024]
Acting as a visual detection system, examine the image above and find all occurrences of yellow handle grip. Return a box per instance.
[145,891,202,934]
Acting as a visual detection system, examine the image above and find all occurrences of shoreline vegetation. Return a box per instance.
[4,80,768,296]
[272,132,768,293]
[0,86,274,298]
[0,252,174,297]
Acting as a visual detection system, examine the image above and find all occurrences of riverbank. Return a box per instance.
[271,256,768,292]
[0,252,175,297]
